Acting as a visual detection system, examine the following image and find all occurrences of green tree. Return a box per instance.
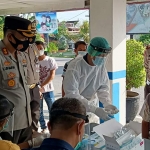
[79,21,89,43]
[139,34,150,46]
[0,16,4,39]
[126,39,145,90]
[54,21,90,46]
[55,21,69,40]
[35,33,45,42]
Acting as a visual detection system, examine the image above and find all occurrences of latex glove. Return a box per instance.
[95,107,111,121]
[28,133,50,148]
[104,104,119,114]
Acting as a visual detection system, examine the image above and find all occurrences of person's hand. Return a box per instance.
[39,91,43,99]
[104,104,119,114]
[28,133,50,148]
[39,86,45,93]
[95,107,111,121]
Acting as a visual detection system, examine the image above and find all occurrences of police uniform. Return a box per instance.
[24,43,40,131]
[0,16,34,144]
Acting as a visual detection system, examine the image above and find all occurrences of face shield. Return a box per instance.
[0,101,14,137]
[88,44,112,66]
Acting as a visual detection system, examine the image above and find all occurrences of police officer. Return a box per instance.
[0,16,34,144]
[24,27,41,131]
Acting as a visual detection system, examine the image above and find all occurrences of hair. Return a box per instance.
[75,41,87,49]
[35,41,45,48]
[46,16,51,23]
[50,97,86,130]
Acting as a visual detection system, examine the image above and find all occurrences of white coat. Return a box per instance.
[63,56,111,113]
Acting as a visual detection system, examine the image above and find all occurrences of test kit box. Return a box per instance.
[93,119,150,150]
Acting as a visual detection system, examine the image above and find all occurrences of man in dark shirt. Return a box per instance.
[32,97,88,150]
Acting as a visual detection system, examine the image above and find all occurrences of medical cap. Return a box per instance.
[87,37,111,57]
[0,140,20,150]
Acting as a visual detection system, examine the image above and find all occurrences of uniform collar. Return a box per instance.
[0,40,18,62]
[40,138,74,150]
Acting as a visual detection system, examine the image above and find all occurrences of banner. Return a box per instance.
[127,3,150,34]
[35,12,58,34]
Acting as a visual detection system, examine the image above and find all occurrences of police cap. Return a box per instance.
[4,16,36,38]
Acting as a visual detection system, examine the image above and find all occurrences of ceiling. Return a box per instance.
[0,0,150,15]
[0,0,85,15]
[127,0,150,3]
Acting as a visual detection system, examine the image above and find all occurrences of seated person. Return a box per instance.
[141,93,150,139]
[0,94,49,150]
[0,94,20,150]
[32,97,88,150]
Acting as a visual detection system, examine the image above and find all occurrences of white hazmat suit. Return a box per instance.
[63,56,114,120]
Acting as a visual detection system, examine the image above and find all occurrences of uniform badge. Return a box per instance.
[22,59,26,63]
[8,79,15,87]
[4,61,11,66]
[2,48,8,55]
[8,72,16,79]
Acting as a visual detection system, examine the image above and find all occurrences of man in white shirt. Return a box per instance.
[35,41,58,133]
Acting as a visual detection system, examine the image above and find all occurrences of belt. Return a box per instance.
[27,83,37,89]
[147,80,150,85]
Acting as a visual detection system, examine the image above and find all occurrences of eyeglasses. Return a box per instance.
[90,43,112,54]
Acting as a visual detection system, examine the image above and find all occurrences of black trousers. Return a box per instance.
[30,85,40,131]
[0,126,32,144]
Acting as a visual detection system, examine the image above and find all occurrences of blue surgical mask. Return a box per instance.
[92,56,105,66]
[74,141,82,150]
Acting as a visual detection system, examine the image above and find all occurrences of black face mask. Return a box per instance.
[9,34,30,52]
[29,36,36,44]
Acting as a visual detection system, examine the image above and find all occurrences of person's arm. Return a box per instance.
[141,99,150,139]
[63,68,95,112]
[97,67,111,106]
[18,142,29,149]
[61,62,69,97]
[63,68,111,120]
[62,77,65,97]
[142,120,149,139]
[96,67,119,114]
[144,49,150,81]
[18,132,50,149]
